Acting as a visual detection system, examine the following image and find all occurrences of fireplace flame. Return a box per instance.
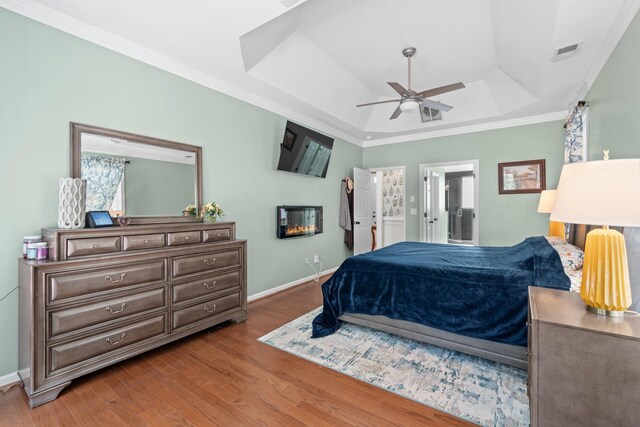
[285,224,319,236]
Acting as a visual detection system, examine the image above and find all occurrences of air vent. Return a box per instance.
[552,42,583,62]
[422,108,443,123]
[281,0,300,7]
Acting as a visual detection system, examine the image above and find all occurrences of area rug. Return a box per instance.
[258,308,529,426]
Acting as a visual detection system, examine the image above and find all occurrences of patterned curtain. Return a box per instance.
[564,103,588,164]
[81,155,126,211]
[563,103,588,239]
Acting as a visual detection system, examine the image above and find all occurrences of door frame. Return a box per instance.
[369,165,407,247]
[419,160,479,245]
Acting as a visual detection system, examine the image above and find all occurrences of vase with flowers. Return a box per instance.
[182,204,198,217]
[200,202,224,223]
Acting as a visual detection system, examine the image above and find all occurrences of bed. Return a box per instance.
[312,235,587,369]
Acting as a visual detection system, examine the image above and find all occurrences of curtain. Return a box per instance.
[563,103,588,240]
[81,155,126,211]
[564,104,588,164]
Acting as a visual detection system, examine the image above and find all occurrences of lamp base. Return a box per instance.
[548,220,565,241]
[580,228,631,313]
[586,305,625,317]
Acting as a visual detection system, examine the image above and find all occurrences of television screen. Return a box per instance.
[276,121,334,178]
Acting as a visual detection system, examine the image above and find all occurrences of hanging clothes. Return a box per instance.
[339,177,354,250]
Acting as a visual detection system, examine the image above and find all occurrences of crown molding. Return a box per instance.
[361,111,568,148]
[0,0,364,147]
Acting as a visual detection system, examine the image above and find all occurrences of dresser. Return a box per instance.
[528,287,640,426]
[18,221,247,407]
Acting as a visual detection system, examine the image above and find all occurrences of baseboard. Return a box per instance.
[248,267,338,303]
[0,371,21,392]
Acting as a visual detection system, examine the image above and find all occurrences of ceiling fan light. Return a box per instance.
[399,99,419,112]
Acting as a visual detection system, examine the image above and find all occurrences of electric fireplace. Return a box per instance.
[276,206,323,239]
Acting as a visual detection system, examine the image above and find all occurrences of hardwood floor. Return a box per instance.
[0,276,471,426]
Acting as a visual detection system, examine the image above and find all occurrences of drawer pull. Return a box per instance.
[203,258,217,266]
[204,304,217,313]
[93,243,101,249]
[105,303,127,314]
[203,281,217,290]
[105,333,127,345]
[105,273,126,283]
[526,351,530,356]
[217,233,222,237]
[184,236,190,241]
[144,240,151,244]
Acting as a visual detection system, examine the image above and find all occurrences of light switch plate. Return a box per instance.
[410,196,415,203]
[410,208,417,215]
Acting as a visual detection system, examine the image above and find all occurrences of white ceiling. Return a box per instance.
[3,0,639,146]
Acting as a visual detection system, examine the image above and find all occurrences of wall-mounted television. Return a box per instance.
[276,121,334,178]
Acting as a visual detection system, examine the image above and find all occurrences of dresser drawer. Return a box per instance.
[48,260,166,304]
[49,287,167,339]
[202,227,231,243]
[172,271,241,304]
[123,234,166,251]
[167,231,201,247]
[172,292,240,330]
[67,236,121,258]
[172,249,240,279]
[48,315,166,374]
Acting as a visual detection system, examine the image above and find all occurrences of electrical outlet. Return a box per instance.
[313,254,320,264]
[304,257,309,264]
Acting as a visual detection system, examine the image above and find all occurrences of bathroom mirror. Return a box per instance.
[70,122,202,224]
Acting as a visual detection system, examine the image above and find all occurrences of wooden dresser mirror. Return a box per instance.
[70,122,203,224]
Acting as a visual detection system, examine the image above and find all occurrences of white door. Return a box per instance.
[353,167,373,255]
[425,172,441,243]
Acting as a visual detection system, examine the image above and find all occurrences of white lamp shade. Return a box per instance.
[537,190,557,213]
[399,99,419,112]
[551,159,640,226]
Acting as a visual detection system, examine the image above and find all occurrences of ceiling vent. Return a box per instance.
[552,42,583,62]
[280,0,300,7]
[422,108,443,123]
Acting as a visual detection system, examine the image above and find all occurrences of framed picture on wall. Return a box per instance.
[498,159,546,194]
[282,129,297,151]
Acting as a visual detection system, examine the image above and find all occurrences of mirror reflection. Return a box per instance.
[80,133,197,217]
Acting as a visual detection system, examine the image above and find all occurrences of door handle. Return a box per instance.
[457,209,463,217]
[354,221,361,225]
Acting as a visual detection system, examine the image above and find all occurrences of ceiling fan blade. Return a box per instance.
[390,105,402,120]
[420,99,453,112]
[417,82,465,99]
[387,82,408,96]
[356,99,401,107]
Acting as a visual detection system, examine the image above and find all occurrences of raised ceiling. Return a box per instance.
[4,0,639,146]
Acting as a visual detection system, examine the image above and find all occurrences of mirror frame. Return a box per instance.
[70,122,203,225]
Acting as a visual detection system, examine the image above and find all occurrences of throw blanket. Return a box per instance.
[312,237,570,346]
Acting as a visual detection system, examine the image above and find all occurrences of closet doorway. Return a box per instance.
[419,160,479,245]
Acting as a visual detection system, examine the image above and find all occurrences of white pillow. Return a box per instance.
[545,236,584,270]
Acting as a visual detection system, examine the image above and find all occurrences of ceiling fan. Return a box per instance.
[356,47,465,122]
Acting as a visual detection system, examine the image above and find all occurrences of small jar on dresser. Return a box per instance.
[18,221,247,408]
[528,287,640,427]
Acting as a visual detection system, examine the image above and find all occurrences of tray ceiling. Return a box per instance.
[4,0,639,146]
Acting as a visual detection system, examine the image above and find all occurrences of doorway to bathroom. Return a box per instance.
[419,160,479,245]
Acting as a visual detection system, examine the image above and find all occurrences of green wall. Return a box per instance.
[0,9,361,376]
[586,10,640,160]
[364,121,566,246]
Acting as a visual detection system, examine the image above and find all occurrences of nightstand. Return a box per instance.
[528,287,640,427]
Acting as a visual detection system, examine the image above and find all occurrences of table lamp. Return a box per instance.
[551,159,640,316]
[537,190,565,241]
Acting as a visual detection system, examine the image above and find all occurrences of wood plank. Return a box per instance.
[0,279,473,426]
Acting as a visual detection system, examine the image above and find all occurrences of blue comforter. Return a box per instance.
[312,237,570,346]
